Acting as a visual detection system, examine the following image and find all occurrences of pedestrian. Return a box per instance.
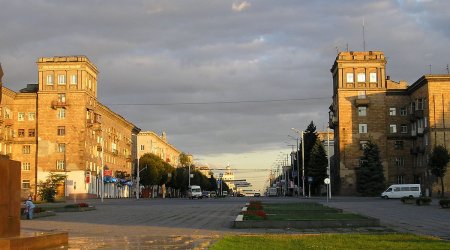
[25,197,36,220]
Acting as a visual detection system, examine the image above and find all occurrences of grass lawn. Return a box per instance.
[267,212,367,221]
[210,234,450,250]
[263,203,335,211]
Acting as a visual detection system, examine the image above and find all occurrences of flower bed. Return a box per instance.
[242,201,267,220]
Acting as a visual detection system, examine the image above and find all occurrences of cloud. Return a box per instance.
[1,0,450,191]
[232,1,251,12]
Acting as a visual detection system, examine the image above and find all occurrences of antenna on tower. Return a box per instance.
[446,64,449,74]
[362,18,366,51]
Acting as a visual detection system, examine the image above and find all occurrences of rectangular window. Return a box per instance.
[358,106,367,116]
[424,118,428,128]
[346,73,354,83]
[397,175,404,184]
[46,75,53,85]
[57,108,66,119]
[28,112,36,120]
[57,126,66,136]
[140,145,145,150]
[57,143,66,153]
[71,75,77,84]
[56,160,65,170]
[369,72,377,83]
[389,124,397,133]
[400,125,408,133]
[410,102,416,114]
[22,162,31,171]
[18,112,25,121]
[357,73,366,82]
[18,129,25,137]
[58,93,66,103]
[417,98,424,110]
[400,107,407,116]
[394,141,404,149]
[58,75,66,85]
[22,145,31,154]
[395,157,404,166]
[28,129,35,137]
[359,124,368,133]
[22,180,31,189]
[389,108,396,116]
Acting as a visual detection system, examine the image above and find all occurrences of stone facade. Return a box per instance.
[330,51,450,196]
[1,56,140,199]
[137,131,181,167]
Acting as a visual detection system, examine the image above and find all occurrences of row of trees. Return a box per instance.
[138,152,228,195]
[290,121,449,197]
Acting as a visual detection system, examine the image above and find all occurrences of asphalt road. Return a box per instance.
[21,196,450,249]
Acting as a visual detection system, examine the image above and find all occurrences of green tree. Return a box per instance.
[429,145,449,198]
[308,140,328,195]
[37,172,66,202]
[302,121,318,194]
[179,152,191,167]
[356,141,385,196]
[139,153,163,187]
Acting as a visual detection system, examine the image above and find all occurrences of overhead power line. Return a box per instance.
[105,96,330,106]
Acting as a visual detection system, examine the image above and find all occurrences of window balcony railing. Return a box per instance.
[51,100,68,109]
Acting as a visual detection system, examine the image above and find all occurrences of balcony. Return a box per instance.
[112,149,118,155]
[329,116,338,129]
[355,98,370,107]
[97,144,102,152]
[51,100,68,109]
[415,109,424,118]
[126,155,132,162]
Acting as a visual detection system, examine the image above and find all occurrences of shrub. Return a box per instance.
[242,210,267,220]
[65,203,90,208]
[247,201,263,211]
[78,202,89,207]
[416,197,432,206]
[439,199,450,208]
[400,196,415,204]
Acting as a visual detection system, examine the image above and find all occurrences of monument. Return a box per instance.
[0,64,68,249]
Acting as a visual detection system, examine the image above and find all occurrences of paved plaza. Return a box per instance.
[21,196,450,249]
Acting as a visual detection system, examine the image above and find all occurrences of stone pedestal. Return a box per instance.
[0,157,68,250]
[0,158,20,237]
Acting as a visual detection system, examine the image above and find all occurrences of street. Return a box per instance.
[21,196,450,249]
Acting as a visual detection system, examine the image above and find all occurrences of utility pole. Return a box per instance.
[301,131,305,197]
[136,156,140,200]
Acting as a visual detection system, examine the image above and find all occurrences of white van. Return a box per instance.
[381,184,421,199]
[188,185,202,199]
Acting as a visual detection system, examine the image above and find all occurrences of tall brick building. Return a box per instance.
[329,51,450,196]
[1,56,140,199]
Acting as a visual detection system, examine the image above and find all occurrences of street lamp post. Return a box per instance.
[136,156,140,200]
[292,128,305,197]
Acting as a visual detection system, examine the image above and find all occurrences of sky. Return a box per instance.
[1,0,450,191]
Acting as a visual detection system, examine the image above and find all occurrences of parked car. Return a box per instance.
[254,192,261,197]
[202,191,210,198]
[187,185,202,199]
[381,184,421,199]
[237,193,245,197]
[209,191,217,198]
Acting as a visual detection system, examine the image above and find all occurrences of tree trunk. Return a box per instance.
[441,176,445,198]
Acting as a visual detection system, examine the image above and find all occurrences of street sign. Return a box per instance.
[324,178,330,184]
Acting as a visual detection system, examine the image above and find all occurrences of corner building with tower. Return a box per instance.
[0,56,140,199]
[329,51,450,196]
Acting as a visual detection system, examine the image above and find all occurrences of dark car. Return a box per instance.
[254,192,261,197]
[237,193,245,197]
[202,191,210,198]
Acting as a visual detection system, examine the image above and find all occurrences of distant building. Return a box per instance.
[0,56,140,199]
[329,51,450,196]
[137,131,181,167]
